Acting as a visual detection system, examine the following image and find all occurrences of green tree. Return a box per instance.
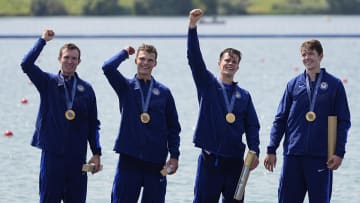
[192,0,248,15]
[327,0,360,14]
[82,0,130,15]
[134,0,193,15]
[218,0,249,15]
[202,0,218,15]
[30,0,67,16]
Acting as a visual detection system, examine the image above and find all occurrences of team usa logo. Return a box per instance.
[77,84,85,92]
[320,82,328,90]
[152,88,160,95]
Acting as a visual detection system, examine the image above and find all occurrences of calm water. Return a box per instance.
[0,16,359,203]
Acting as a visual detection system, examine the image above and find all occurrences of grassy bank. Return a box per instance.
[0,0,328,16]
[248,0,327,14]
[0,0,30,16]
[0,0,134,16]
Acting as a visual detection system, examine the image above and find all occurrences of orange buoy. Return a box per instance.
[21,97,28,104]
[342,78,348,84]
[4,130,13,137]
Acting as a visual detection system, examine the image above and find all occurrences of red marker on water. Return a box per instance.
[21,97,28,104]
[342,78,348,84]
[4,130,13,137]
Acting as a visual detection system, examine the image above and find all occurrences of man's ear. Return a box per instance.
[217,60,221,69]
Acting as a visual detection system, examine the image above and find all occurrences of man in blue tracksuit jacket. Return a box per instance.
[20,29,102,203]
[188,9,260,203]
[264,39,351,203]
[102,44,181,203]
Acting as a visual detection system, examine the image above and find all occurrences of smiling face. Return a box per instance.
[301,49,323,72]
[58,44,81,77]
[135,44,157,80]
[300,39,323,72]
[218,48,241,83]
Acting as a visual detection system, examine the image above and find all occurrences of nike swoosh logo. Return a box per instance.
[317,169,326,172]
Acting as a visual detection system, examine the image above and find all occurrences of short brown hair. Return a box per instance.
[59,43,81,60]
[219,48,242,64]
[300,39,323,55]
[136,44,158,60]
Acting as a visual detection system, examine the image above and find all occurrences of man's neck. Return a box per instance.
[137,74,151,82]
[219,75,233,85]
[306,67,321,81]
[61,72,74,80]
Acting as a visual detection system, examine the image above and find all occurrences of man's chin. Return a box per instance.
[223,71,235,76]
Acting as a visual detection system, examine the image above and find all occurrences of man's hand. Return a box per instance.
[189,9,203,28]
[88,154,101,174]
[250,155,259,170]
[125,46,135,56]
[41,29,55,42]
[164,158,178,175]
[264,154,277,172]
[327,155,343,170]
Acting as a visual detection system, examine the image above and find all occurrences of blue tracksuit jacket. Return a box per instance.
[20,38,102,160]
[102,50,181,164]
[267,69,351,158]
[187,28,260,158]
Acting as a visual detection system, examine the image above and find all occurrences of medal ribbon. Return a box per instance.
[218,81,237,113]
[305,69,323,113]
[135,77,154,113]
[60,74,78,110]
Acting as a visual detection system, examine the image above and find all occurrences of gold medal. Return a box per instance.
[305,111,316,122]
[226,112,236,123]
[140,112,150,124]
[65,109,76,120]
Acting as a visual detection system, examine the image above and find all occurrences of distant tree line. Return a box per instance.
[327,0,360,14]
[30,0,360,16]
[31,0,67,16]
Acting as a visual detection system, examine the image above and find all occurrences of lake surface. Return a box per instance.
[0,15,359,202]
